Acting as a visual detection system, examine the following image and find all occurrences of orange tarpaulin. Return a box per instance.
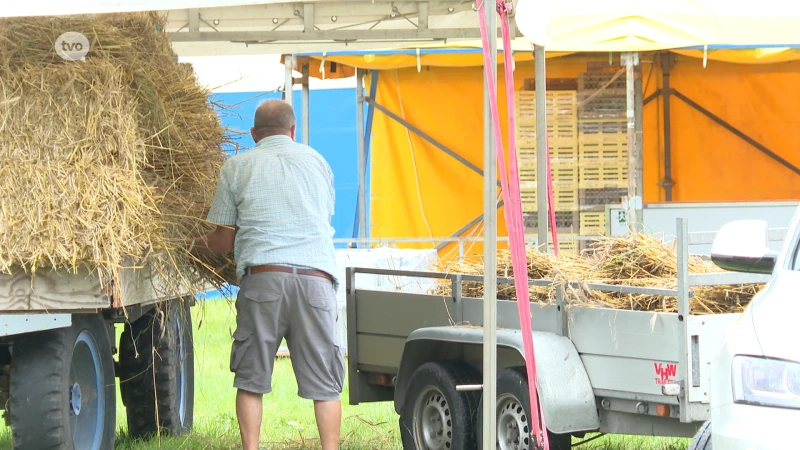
[359,52,800,256]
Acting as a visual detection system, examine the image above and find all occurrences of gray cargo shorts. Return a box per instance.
[229,268,345,401]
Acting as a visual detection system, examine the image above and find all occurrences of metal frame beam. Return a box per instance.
[671,89,800,177]
[365,97,502,187]
[434,200,505,251]
[169,29,491,43]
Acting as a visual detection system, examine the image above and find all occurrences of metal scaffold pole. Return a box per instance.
[481,2,498,448]
[284,54,294,106]
[534,44,548,252]
[623,52,640,231]
[301,61,310,145]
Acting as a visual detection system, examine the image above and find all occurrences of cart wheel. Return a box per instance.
[689,420,712,450]
[9,313,116,450]
[477,366,572,450]
[400,361,481,450]
[119,297,194,438]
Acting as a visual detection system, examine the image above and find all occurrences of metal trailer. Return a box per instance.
[0,262,198,449]
[344,218,779,449]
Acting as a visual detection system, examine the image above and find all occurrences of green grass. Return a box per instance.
[0,300,691,449]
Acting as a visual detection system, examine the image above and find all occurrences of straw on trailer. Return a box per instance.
[435,232,764,315]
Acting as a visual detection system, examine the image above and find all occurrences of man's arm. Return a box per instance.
[187,160,238,256]
[188,225,236,256]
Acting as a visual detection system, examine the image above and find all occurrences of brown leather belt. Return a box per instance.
[247,264,334,283]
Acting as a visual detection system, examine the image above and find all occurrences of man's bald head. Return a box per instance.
[250,99,297,142]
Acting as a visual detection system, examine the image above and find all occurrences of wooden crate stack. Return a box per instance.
[577,63,629,238]
[514,89,580,247]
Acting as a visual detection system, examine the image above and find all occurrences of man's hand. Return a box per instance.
[187,225,236,256]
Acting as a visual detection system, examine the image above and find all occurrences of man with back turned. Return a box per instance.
[188,99,343,450]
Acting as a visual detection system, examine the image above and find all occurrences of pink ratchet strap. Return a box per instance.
[477,1,550,449]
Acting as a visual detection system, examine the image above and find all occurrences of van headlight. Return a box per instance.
[732,355,800,409]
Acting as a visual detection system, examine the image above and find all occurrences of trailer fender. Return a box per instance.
[394,326,600,434]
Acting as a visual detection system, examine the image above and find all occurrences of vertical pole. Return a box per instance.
[284,54,294,106]
[356,69,367,247]
[635,56,644,230]
[623,53,639,231]
[660,53,674,201]
[482,3,498,449]
[302,62,310,145]
[534,45,548,252]
[676,217,690,422]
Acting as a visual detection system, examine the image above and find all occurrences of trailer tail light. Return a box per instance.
[376,374,391,385]
[655,404,671,417]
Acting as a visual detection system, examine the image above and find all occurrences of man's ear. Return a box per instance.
[250,127,259,143]
[290,125,297,141]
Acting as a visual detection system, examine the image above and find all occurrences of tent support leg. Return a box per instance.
[659,53,674,201]
[356,68,367,247]
[363,70,378,239]
[351,71,379,242]
[481,2,498,449]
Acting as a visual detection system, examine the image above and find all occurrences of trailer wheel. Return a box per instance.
[689,420,712,450]
[119,298,194,438]
[400,361,481,450]
[477,366,572,450]
[9,313,116,450]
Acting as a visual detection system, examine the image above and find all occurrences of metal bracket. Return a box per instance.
[620,52,640,66]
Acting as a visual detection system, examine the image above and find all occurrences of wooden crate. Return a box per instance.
[518,141,578,161]
[580,211,607,236]
[521,183,579,212]
[516,119,578,144]
[515,90,578,119]
[579,187,628,210]
[577,69,626,119]
[579,162,629,189]
[550,233,579,256]
[523,211,579,233]
[578,118,627,136]
[518,161,579,184]
[578,140,627,164]
[522,78,579,91]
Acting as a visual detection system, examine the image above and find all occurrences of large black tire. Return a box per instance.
[477,366,572,450]
[400,361,482,450]
[689,420,712,450]
[119,298,194,439]
[9,313,116,450]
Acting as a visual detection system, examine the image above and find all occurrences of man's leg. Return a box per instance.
[314,400,342,450]
[286,273,345,450]
[237,389,264,450]
[231,272,289,450]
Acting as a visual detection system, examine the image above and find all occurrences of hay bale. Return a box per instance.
[0,12,234,302]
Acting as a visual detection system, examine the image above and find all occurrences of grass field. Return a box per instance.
[0,300,691,449]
